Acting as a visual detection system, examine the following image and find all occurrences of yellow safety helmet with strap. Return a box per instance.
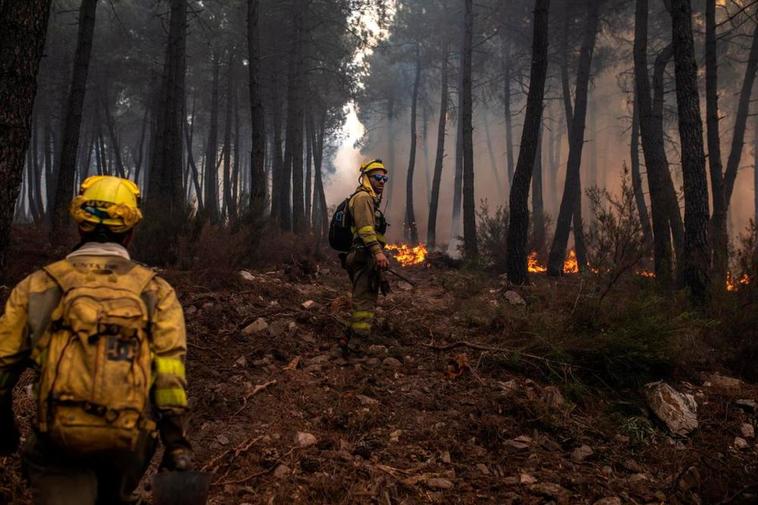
[359,159,387,175]
[69,175,143,233]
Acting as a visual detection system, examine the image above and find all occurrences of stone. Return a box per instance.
[593,498,622,505]
[571,445,594,462]
[441,451,452,464]
[529,482,570,504]
[242,318,268,336]
[740,423,755,439]
[389,430,402,443]
[519,473,537,484]
[425,478,453,490]
[366,358,381,368]
[706,373,742,390]
[295,432,317,448]
[367,344,388,356]
[734,437,749,450]
[645,381,698,436]
[216,434,230,445]
[504,290,526,306]
[234,356,247,368]
[239,270,255,282]
[398,281,413,291]
[476,463,490,475]
[383,357,402,369]
[542,386,570,412]
[273,464,291,479]
[185,305,198,315]
[301,300,318,310]
[356,394,379,406]
[504,437,531,451]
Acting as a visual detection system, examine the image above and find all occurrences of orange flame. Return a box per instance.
[386,243,428,267]
[563,250,579,274]
[726,272,751,292]
[638,270,656,278]
[528,251,547,273]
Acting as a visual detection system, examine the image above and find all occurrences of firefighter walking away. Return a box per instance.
[0,175,193,505]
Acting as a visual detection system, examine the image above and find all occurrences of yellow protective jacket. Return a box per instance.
[349,188,386,255]
[0,243,188,418]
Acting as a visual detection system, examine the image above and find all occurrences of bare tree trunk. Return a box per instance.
[506,0,550,285]
[755,113,758,227]
[548,0,599,276]
[723,19,758,205]
[631,96,653,245]
[305,116,312,230]
[143,0,187,264]
[427,36,449,249]
[502,35,515,190]
[670,0,711,301]
[283,4,306,233]
[461,0,477,257]
[51,0,97,239]
[532,121,545,252]
[184,93,203,209]
[135,105,149,188]
[634,0,675,285]
[404,44,421,244]
[232,84,241,227]
[705,0,728,289]
[205,53,221,223]
[653,43,685,264]
[271,95,284,222]
[247,0,267,221]
[101,80,126,178]
[222,50,235,223]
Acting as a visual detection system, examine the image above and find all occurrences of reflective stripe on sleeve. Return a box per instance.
[154,356,186,379]
[154,388,188,407]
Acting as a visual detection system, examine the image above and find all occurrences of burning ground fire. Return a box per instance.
[386,243,428,266]
[527,250,753,291]
[527,250,578,274]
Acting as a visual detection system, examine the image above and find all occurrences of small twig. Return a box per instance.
[188,341,224,360]
[212,447,297,486]
[422,340,588,371]
[200,435,263,473]
[231,380,277,417]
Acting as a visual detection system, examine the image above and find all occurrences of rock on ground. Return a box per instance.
[645,381,698,436]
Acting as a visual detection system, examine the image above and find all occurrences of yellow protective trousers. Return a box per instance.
[345,249,380,338]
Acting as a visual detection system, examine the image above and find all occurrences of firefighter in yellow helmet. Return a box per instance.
[0,176,193,505]
[340,160,390,353]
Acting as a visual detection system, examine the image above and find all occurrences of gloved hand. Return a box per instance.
[160,447,194,471]
[158,413,194,471]
[0,397,20,456]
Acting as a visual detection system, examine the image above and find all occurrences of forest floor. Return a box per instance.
[1,231,757,504]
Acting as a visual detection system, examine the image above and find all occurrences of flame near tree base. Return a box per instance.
[385,243,428,267]
[527,250,752,291]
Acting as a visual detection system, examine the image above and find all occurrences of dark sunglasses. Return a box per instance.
[371,174,389,183]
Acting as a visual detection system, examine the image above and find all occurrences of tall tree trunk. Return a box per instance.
[506,0,550,285]
[547,0,599,276]
[461,0,477,257]
[404,44,421,244]
[101,80,126,178]
[205,53,221,223]
[755,113,758,227]
[630,96,653,245]
[184,93,203,209]
[247,0,267,221]
[502,35,515,189]
[143,0,187,264]
[283,5,306,233]
[427,36,449,249]
[134,104,149,188]
[705,0,728,289]
[309,108,328,240]
[305,115,312,230]
[653,43,685,263]
[271,95,284,222]
[222,50,235,223]
[51,0,98,240]
[634,0,676,285]
[670,0,711,300]
[723,18,758,206]
[231,84,241,228]
[532,121,545,252]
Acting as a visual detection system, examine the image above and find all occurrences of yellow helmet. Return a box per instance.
[69,175,143,233]
[359,159,387,174]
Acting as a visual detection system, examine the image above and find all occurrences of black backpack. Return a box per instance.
[329,193,356,252]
